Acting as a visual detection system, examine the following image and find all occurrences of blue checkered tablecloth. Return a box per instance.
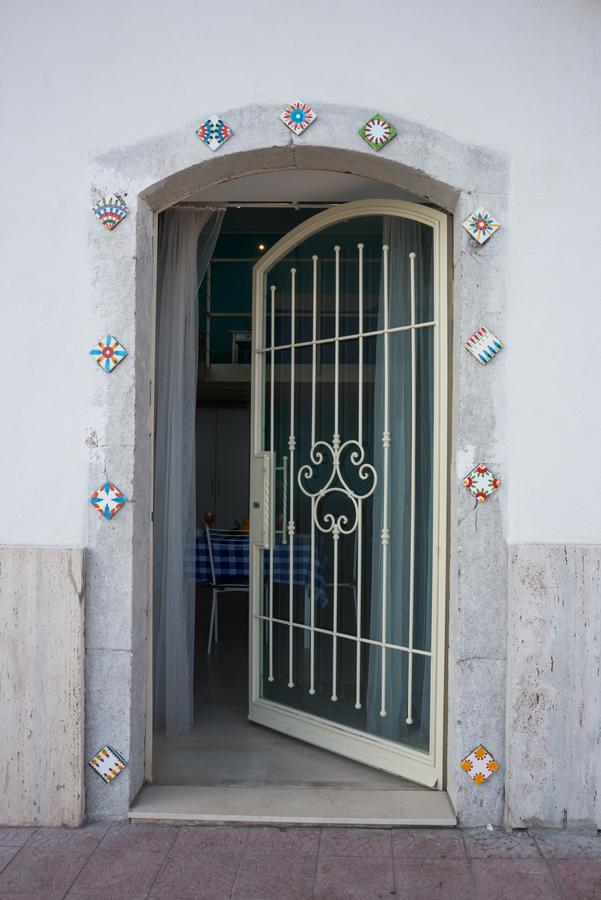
[188,534,328,608]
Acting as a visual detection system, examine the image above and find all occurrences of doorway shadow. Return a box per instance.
[153,586,418,790]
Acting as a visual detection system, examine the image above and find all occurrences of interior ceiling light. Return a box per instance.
[258,243,266,251]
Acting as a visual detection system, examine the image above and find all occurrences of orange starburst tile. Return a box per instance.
[460,745,500,784]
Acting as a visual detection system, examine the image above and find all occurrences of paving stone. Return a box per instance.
[29,824,109,850]
[66,847,166,897]
[314,856,394,898]
[234,853,316,899]
[244,826,320,857]
[150,851,241,898]
[319,827,392,857]
[550,859,601,900]
[392,827,465,858]
[0,845,92,896]
[0,823,598,898]
[173,825,250,855]
[0,827,37,847]
[0,846,21,874]
[393,858,477,900]
[463,827,540,858]
[534,829,601,858]
[99,823,178,854]
[471,858,560,899]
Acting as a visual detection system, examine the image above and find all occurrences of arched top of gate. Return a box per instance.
[90,104,508,214]
[253,197,447,281]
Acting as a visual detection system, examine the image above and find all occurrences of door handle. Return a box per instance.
[249,452,272,548]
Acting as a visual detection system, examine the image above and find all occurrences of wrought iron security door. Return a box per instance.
[248,200,448,787]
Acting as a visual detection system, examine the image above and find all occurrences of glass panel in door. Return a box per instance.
[250,206,445,784]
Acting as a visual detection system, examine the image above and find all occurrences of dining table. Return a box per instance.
[189,532,329,608]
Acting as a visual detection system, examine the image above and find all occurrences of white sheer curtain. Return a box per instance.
[153,207,224,737]
[367,217,434,747]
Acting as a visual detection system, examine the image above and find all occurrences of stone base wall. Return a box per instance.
[506,544,601,828]
[3,541,600,828]
[0,546,85,827]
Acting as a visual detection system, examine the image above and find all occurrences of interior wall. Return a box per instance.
[2,0,601,546]
[196,408,250,530]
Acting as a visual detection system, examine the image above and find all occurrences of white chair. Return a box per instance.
[325,532,358,609]
[204,524,249,654]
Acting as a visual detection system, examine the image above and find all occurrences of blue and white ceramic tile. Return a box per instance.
[462,207,501,244]
[90,482,127,520]
[280,100,317,135]
[92,195,128,231]
[195,114,232,151]
[89,335,127,372]
[465,326,504,365]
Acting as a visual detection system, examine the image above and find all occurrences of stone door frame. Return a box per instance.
[86,103,509,824]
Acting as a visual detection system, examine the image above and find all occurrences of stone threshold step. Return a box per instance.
[129,785,456,827]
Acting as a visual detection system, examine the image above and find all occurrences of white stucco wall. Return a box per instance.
[2,0,600,828]
[1,0,600,547]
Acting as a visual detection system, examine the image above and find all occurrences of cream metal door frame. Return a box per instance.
[248,199,448,788]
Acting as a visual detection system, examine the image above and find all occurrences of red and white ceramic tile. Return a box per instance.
[463,464,501,503]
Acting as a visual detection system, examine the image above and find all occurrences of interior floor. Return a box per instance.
[153,587,419,790]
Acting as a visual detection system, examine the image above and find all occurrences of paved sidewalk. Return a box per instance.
[0,823,599,898]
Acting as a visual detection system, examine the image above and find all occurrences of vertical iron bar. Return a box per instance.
[380,244,390,718]
[406,251,417,724]
[268,285,276,682]
[358,243,364,446]
[206,263,211,371]
[332,246,341,702]
[355,242,364,710]
[334,246,341,445]
[288,267,296,688]
[281,456,288,545]
[310,255,318,695]
[331,530,339,701]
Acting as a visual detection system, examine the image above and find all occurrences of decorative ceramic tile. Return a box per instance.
[195,114,232,151]
[89,334,127,373]
[463,464,501,503]
[359,113,397,151]
[465,326,504,366]
[92,195,128,231]
[462,207,501,244]
[88,745,127,783]
[90,481,127,519]
[280,100,317,135]
[460,745,500,784]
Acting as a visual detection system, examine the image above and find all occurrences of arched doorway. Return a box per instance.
[87,107,509,825]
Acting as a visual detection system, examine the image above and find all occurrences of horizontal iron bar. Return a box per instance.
[209,258,385,264]
[258,319,436,353]
[255,613,432,657]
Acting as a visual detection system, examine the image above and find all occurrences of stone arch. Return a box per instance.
[86,104,509,825]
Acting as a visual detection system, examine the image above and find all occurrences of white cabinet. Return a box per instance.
[196,408,250,530]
